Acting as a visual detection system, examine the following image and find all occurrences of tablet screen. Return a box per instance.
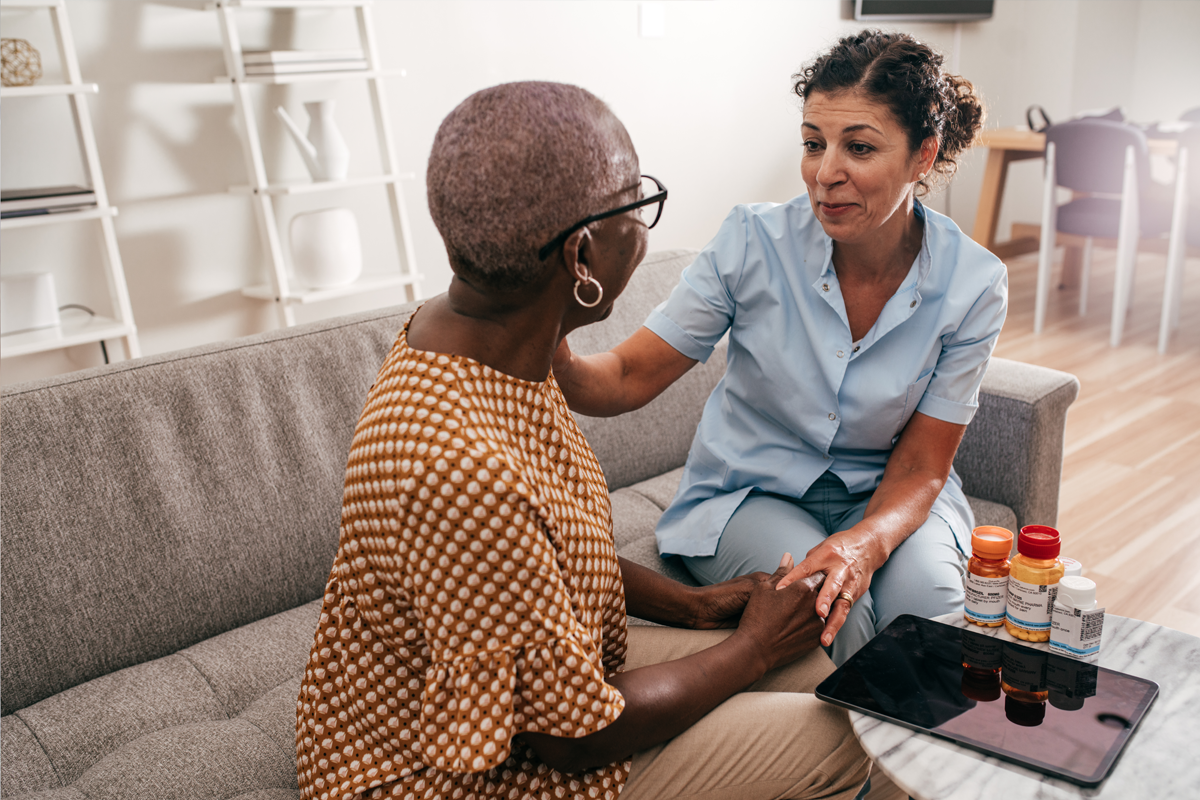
[815,615,1158,786]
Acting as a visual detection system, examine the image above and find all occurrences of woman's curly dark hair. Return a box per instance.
[793,30,985,196]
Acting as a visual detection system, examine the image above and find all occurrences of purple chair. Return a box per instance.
[1035,119,1172,346]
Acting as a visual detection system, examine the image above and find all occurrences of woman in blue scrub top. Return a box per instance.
[555,30,1005,665]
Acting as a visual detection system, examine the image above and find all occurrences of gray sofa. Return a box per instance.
[0,249,1079,799]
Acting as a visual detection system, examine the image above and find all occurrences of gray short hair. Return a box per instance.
[427,81,634,291]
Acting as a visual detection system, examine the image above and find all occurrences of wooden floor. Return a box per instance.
[993,244,1200,638]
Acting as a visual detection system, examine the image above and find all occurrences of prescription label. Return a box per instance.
[964,574,1009,623]
[1050,604,1105,659]
[1005,577,1057,631]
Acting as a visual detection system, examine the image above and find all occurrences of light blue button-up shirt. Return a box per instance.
[646,195,1008,558]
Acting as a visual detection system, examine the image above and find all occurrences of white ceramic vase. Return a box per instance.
[289,208,363,289]
[275,100,350,182]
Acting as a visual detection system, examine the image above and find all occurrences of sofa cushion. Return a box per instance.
[0,601,321,799]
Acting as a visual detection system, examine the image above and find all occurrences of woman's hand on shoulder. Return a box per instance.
[777,529,888,647]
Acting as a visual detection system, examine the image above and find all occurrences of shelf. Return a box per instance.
[216,68,400,85]
[0,83,99,98]
[229,172,415,196]
[0,0,63,9]
[242,271,422,304]
[221,0,372,8]
[1,205,116,230]
[0,314,134,360]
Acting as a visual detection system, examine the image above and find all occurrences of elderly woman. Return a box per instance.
[295,82,869,800]
[554,31,1006,666]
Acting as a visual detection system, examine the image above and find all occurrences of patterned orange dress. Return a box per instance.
[296,321,630,800]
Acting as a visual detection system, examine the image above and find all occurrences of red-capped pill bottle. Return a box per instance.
[1004,525,1065,642]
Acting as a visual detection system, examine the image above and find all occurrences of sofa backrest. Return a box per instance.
[0,248,713,715]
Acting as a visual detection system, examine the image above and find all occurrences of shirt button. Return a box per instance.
[823,283,830,292]
[853,345,861,353]
[836,350,844,358]
[910,300,917,308]
[828,412,837,421]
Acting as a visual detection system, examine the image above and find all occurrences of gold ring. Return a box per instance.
[836,591,854,608]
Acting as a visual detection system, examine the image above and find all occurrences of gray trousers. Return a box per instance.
[682,471,968,666]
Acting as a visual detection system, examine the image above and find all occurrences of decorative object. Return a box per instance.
[1,38,42,87]
[289,207,362,288]
[1,272,60,336]
[275,100,350,182]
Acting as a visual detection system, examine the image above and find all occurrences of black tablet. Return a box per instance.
[815,615,1159,787]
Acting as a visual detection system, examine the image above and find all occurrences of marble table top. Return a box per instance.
[851,613,1200,800]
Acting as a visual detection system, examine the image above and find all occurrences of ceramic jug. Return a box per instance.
[289,208,362,288]
[275,100,350,182]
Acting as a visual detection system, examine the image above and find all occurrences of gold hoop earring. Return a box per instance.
[574,275,604,308]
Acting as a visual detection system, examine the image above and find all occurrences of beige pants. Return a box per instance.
[620,627,873,800]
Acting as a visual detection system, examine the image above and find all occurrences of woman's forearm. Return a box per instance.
[855,465,947,564]
[520,570,827,774]
[554,327,697,417]
[618,556,700,626]
[855,410,969,563]
[521,630,767,773]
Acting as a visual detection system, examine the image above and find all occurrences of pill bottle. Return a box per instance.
[1002,643,1048,727]
[1048,656,1099,711]
[1060,557,1083,578]
[1050,576,1105,661]
[964,526,1012,626]
[960,631,1003,702]
[1004,525,1064,641]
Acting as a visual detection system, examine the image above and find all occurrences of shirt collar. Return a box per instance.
[817,198,933,290]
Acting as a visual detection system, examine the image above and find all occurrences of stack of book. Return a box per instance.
[1,186,97,219]
[241,50,368,77]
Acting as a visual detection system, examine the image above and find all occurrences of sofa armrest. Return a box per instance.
[954,357,1080,532]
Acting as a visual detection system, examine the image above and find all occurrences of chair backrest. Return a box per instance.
[1045,118,1150,194]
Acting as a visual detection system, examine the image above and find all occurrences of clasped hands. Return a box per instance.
[690,526,883,650]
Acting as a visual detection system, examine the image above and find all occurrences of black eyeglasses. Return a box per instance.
[538,174,668,261]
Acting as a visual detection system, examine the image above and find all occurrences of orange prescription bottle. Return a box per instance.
[963,526,1013,626]
[1004,525,1065,641]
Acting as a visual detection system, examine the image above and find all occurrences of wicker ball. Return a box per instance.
[1,38,43,88]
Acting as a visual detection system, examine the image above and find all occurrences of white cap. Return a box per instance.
[1057,576,1097,610]
[1060,557,1083,577]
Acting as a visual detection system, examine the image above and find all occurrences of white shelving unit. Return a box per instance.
[0,0,140,362]
[211,0,422,327]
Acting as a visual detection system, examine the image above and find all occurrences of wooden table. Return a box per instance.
[971,127,1179,277]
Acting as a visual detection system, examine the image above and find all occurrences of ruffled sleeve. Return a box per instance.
[404,460,625,774]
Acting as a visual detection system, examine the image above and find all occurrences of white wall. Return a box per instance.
[3,0,1198,386]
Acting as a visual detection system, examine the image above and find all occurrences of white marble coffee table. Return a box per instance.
[850,613,1200,800]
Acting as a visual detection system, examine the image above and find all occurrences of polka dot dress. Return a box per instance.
[296,320,630,800]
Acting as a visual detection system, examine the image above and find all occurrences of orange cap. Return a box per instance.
[971,526,1013,558]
